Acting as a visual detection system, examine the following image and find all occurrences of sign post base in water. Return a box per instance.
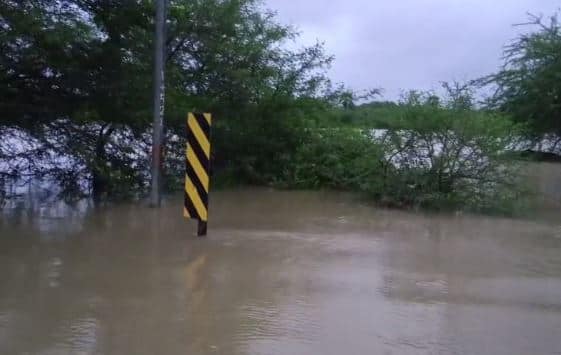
[197,220,207,237]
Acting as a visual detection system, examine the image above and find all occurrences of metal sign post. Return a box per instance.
[184,113,212,236]
[149,0,166,207]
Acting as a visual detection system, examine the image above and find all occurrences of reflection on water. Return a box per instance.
[1,165,561,354]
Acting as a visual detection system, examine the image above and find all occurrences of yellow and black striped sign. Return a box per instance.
[184,112,211,222]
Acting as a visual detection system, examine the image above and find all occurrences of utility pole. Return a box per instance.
[149,0,166,207]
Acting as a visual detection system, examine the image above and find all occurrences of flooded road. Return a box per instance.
[1,183,561,354]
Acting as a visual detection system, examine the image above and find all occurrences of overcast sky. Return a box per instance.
[265,0,559,100]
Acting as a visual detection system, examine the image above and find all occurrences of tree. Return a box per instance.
[483,13,561,140]
[0,0,333,198]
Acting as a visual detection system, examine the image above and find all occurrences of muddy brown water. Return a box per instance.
[1,164,561,355]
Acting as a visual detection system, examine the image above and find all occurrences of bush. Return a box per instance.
[375,104,525,212]
[283,102,526,214]
[287,128,385,190]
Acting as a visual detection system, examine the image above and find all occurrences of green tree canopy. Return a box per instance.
[483,13,561,137]
[0,0,332,198]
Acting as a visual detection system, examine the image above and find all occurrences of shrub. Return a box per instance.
[375,104,525,211]
[287,128,385,190]
[284,102,526,213]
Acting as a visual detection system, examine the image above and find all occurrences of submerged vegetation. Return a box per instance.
[1,2,560,214]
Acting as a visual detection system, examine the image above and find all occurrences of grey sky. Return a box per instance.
[265,0,559,100]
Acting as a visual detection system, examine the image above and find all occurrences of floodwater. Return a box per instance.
[1,166,561,355]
